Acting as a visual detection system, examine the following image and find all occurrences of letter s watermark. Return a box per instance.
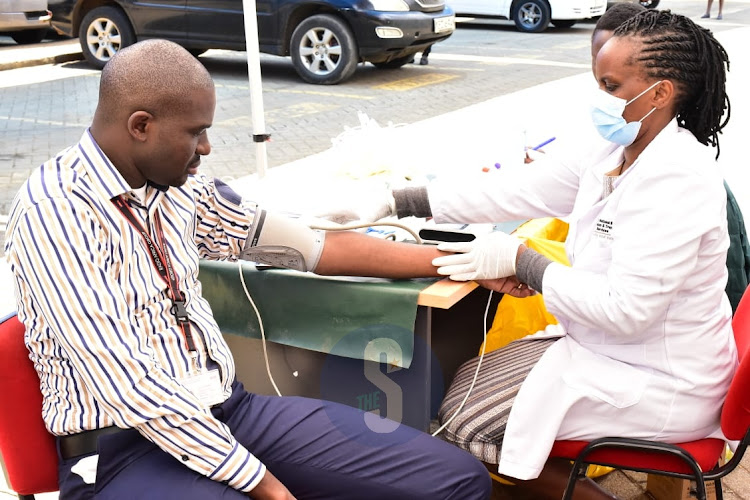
[363,338,402,433]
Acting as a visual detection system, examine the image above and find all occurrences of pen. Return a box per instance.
[530,137,556,151]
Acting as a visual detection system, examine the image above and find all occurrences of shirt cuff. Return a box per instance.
[209,442,266,493]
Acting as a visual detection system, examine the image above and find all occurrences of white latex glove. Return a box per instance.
[432,231,522,281]
[312,183,396,225]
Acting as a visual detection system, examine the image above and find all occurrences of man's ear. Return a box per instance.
[653,80,675,110]
[127,111,154,142]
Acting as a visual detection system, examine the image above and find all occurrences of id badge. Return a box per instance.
[180,369,225,408]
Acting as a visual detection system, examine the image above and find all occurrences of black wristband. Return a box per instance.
[393,186,433,219]
[516,248,553,293]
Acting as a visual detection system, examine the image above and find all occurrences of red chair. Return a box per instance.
[0,312,59,499]
[549,289,750,500]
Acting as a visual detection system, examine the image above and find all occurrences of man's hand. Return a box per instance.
[476,276,536,297]
[432,231,523,281]
[248,470,296,500]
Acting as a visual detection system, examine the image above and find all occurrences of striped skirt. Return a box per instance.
[436,338,556,464]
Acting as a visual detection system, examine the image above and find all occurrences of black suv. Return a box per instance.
[47,0,455,84]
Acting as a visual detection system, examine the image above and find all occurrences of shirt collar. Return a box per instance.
[76,128,138,201]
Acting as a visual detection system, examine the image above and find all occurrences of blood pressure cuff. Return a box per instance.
[240,209,325,272]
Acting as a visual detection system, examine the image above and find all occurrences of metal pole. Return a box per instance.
[241,0,269,178]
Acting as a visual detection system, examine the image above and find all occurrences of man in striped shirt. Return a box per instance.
[4,39,491,500]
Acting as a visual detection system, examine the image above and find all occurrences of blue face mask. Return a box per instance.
[590,80,662,146]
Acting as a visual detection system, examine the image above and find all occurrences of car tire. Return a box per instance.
[640,0,659,7]
[290,14,358,85]
[79,6,135,69]
[372,54,416,69]
[550,19,576,28]
[10,28,48,45]
[512,0,551,33]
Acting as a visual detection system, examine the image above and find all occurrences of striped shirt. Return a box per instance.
[4,130,266,492]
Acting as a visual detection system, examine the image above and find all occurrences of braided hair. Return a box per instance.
[594,2,645,33]
[614,10,730,157]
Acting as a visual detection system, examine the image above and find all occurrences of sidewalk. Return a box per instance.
[0,38,82,71]
[3,26,750,499]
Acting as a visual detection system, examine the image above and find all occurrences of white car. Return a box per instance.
[448,0,606,32]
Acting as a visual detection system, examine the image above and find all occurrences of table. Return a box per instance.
[200,260,500,431]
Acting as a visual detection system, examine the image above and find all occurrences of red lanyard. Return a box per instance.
[112,195,196,354]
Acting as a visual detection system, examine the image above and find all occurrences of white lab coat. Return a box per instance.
[429,119,737,480]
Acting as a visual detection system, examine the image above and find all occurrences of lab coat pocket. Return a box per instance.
[562,346,649,409]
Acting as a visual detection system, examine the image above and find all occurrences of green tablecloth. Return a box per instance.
[199,260,435,368]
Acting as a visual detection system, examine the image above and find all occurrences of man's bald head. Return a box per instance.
[95,39,214,125]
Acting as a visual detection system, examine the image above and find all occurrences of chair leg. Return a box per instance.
[714,478,723,500]
[690,479,707,500]
[562,462,589,500]
[18,495,35,500]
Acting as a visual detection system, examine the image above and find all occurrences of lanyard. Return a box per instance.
[112,195,197,356]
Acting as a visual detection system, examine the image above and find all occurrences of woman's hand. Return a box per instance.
[433,231,523,281]
[476,276,536,297]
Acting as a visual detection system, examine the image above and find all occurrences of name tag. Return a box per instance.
[594,218,614,241]
[180,369,225,408]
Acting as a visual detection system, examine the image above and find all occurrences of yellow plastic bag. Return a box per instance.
[482,217,613,479]
[483,217,569,352]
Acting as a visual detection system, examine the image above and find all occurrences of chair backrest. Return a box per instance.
[721,289,750,441]
[732,289,750,361]
[0,313,59,495]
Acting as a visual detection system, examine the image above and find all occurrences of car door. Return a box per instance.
[127,0,189,41]
[185,0,245,45]
[447,0,510,17]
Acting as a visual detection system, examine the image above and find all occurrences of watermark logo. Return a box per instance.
[320,323,443,448]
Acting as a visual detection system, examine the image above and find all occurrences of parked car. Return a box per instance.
[446,0,606,32]
[0,0,51,44]
[47,0,455,84]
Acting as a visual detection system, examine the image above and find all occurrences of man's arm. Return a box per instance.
[314,230,444,278]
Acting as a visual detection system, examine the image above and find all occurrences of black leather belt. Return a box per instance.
[59,426,129,460]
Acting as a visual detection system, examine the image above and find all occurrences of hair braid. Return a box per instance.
[614,10,730,157]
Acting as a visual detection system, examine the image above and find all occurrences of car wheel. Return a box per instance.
[290,14,358,85]
[79,6,135,69]
[10,28,48,45]
[640,0,659,7]
[550,19,576,28]
[372,54,416,69]
[512,0,551,33]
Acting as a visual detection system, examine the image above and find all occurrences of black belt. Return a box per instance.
[59,426,130,460]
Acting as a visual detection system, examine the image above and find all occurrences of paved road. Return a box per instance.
[0,0,747,216]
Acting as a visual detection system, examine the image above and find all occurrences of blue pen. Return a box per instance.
[530,137,556,151]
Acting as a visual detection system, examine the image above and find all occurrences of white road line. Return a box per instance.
[428,52,590,69]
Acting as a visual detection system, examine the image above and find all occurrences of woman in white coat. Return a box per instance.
[323,10,736,499]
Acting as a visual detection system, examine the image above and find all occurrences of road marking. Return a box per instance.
[268,89,375,100]
[375,73,458,91]
[429,53,590,69]
[265,102,341,120]
[217,102,341,126]
[1,116,88,127]
[213,83,374,100]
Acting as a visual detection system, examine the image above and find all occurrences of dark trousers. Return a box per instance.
[58,381,491,499]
